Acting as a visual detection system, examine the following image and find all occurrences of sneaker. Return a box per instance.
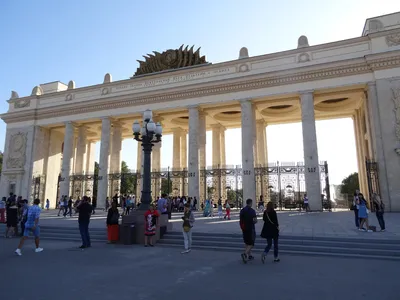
[381,229,386,232]
[15,249,22,256]
[241,253,248,264]
[187,248,191,253]
[35,248,43,253]
[274,258,280,262]
[248,255,254,261]
[261,253,266,264]
[367,230,373,233]
[79,245,86,249]
[181,249,190,254]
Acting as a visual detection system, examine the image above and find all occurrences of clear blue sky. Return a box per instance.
[0,1,398,184]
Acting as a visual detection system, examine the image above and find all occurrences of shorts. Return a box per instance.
[242,230,255,246]
[23,226,40,238]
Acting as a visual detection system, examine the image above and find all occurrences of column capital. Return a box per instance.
[187,104,199,110]
[239,97,253,103]
[367,81,376,87]
[299,90,314,96]
[256,119,267,126]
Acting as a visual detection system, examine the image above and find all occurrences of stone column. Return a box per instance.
[180,131,188,196]
[97,118,111,208]
[199,112,207,202]
[136,141,143,201]
[211,124,222,199]
[256,120,268,200]
[85,141,96,174]
[172,128,182,196]
[85,140,96,197]
[300,91,322,211]
[354,111,368,197]
[74,126,87,198]
[109,123,122,196]
[188,107,200,202]
[240,100,256,208]
[366,82,390,209]
[60,122,74,198]
[220,127,227,199]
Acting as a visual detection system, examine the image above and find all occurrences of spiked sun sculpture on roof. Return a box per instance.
[132,45,208,77]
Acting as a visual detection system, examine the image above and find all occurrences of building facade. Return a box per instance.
[1,13,400,211]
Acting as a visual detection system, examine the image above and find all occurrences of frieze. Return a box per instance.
[6,132,27,169]
[3,55,400,123]
[14,99,31,109]
[113,67,235,93]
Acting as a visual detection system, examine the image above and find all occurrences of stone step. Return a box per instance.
[164,232,400,251]
[156,243,400,262]
[158,237,400,257]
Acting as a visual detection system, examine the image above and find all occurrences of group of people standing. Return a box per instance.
[352,190,386,232]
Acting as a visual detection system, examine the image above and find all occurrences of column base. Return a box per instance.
[121,211,172,245]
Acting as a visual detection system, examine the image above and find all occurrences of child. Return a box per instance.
[144,205,160,247]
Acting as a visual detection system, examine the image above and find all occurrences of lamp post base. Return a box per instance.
[121,210,172,245]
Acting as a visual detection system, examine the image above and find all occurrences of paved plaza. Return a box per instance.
[1,238,399,300]
[26,208,400,240]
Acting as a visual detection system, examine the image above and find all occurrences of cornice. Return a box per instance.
[2,54,400,124]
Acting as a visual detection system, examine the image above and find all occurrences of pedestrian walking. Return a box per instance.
[373,193,386,232]
[303,194,310,212]
[0,197,6,223]
[239,198,257,263]
[77,196,93,249]
[5,195,18,238]
[45,199,50,210]
[217,198,223,219]
[106,201,120,243]
[181,203,195,254]
[15,198,43,256]
[261,202,280,263]
[224,200,231,220]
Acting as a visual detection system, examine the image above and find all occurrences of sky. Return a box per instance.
[0,0,399,184]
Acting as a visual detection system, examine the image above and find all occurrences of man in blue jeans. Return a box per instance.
[15,198,43,256]
[77,196,93,249]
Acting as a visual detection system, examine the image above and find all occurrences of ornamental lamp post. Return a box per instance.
[132,109,162,211]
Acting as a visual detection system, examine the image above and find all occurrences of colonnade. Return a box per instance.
[57,92,324,210]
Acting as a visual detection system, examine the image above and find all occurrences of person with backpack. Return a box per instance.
[181,203,195,254]
[260,202,280,263]
[239,198,257,263]
[15,198,43,256]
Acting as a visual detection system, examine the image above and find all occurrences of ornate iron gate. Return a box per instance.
[31,175,46,207]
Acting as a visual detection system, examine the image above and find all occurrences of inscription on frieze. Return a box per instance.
[113,67,235,93]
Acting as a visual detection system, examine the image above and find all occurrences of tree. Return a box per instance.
[120,161,136,195]
[340,172,359,195]
[161,178,172,195]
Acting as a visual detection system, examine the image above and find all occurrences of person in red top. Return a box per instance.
[144,204,160,247]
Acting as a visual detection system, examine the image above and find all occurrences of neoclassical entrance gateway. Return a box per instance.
[1,12,400,211]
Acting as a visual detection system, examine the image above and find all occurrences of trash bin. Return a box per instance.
[121,223,136,245]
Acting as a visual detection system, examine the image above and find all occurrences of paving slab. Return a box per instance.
[1,238,399,300]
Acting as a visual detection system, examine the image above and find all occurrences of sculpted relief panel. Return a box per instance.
[6,132,28,169]
[392,85,400,141]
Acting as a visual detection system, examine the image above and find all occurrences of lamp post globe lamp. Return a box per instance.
[132,110,162,211]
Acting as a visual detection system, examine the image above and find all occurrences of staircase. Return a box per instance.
[0,225,107,243]
[157,231,400,261]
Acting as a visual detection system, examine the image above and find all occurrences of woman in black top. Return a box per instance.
[260,201,280,263]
